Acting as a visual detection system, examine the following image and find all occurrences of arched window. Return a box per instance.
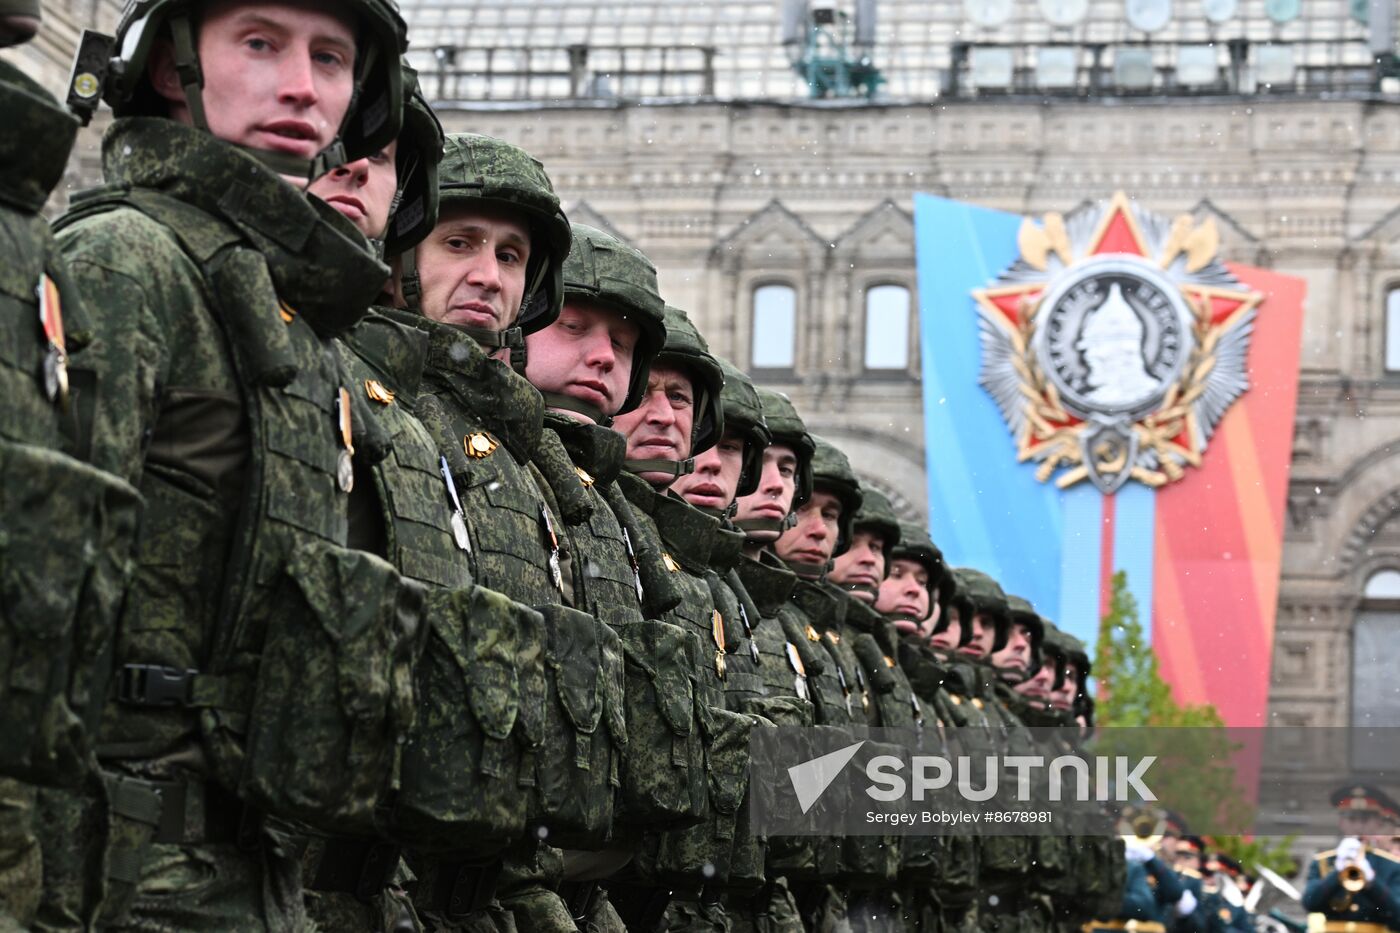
[751,284,797,370]
[864,284,911,370]
[1386,287,1400,372]
[1352,569,1400,769]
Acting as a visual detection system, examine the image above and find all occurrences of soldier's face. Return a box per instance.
[931,605,962,652]
[416,203,532,331]
[876,558,931,632]
[775,489,842,570]
[150,0,358,186]
[673,430,746,511]
[830,530,887,604]
[991,621,1033,673]
[958,612,995,659]
[308,140,398,239]
[1015,658,1055,699]
[735,443,799,540]
[1050,661,1080,711]
[525,301,638,422]
[613,362,697,487]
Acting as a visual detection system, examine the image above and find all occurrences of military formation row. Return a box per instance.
[0,1,1377,932]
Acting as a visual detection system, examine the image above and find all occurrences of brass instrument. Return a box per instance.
[1339,864,1367,893]
[1118,809,1164,850]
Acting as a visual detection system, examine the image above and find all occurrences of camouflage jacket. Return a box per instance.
[824,583,922,730]
[0,64,142,785]
[395,309,571,608]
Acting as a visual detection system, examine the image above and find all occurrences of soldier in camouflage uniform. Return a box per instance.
[823,487,924,933]
[0,3,142,928]
[386,135,629,933]
[876,522,951,933]
[54,0,421,928]
[520,224,707,933]
[671,359,810,933]
[609,306,763,933]
[771,437,901,933]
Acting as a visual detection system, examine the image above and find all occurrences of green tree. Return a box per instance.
[1092,571,1294,874]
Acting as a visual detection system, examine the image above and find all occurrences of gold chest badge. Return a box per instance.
[464,432,499,459]
[662,552,681,573]
[364,379,395,405]
[575,466,595,487]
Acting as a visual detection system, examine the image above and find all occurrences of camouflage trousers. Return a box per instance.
[497,845,576,933]
[977,897,1053,933]
[103,838,306,932]
[899,886,942,933]
[0,778,39,931]
[305,884,422,932]
[661,894,729,933]
[724,878,804,933]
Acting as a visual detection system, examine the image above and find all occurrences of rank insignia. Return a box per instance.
[464,432,499,459]
[364,379,395,405]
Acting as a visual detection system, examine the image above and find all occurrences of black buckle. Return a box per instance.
[439,861,500,920]
[118,664,196,707]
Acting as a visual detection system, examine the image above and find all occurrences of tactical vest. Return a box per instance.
[405,315,623,849]
[412,318,563,608]
[789,580,906,889]
[835,591,922,731]
[549,416,707,833]
[335,314,547,857]
[58,183,428,838]
[0,111,143,783]
[619,474,756,887]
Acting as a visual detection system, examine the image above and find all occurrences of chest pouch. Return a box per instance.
[237,538,428,836]
[0,442,140,784]
[612,619,708,832]
[529,603,624,850]
[393,586,545,856]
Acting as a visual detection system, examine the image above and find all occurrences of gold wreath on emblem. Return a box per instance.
[575,466,595,487]
[974,192,1263,493]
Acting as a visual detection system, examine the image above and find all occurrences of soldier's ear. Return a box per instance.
[147,37,186,108]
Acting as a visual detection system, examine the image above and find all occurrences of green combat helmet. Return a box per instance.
[954,567,1010,653]
[716,357,770,499]
[740,387,815,535]
[939,569,977,648]
[624,305,725,478]
[888,520,944,624]
[401,132,571,366]
[381,64,444,260]
[0,0,40,47]
[74,0,407,179]
[810,434,863,557]
[559,222,667,424]
[853,487,902,562]
[1003,594,1045,683]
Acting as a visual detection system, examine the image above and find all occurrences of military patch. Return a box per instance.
[884,655,896,668]
[806,625,821,642]
[575,466,595,487]
[663,552,680,573]
[464,432,499,459]
[364,379,395,405]
[278,300,297,323]
[824,630,840,645]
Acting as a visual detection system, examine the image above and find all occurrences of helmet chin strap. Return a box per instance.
[736,510,798,536]
[624,457,696,480]
[541,391,611,428]
[780,557,831,580]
